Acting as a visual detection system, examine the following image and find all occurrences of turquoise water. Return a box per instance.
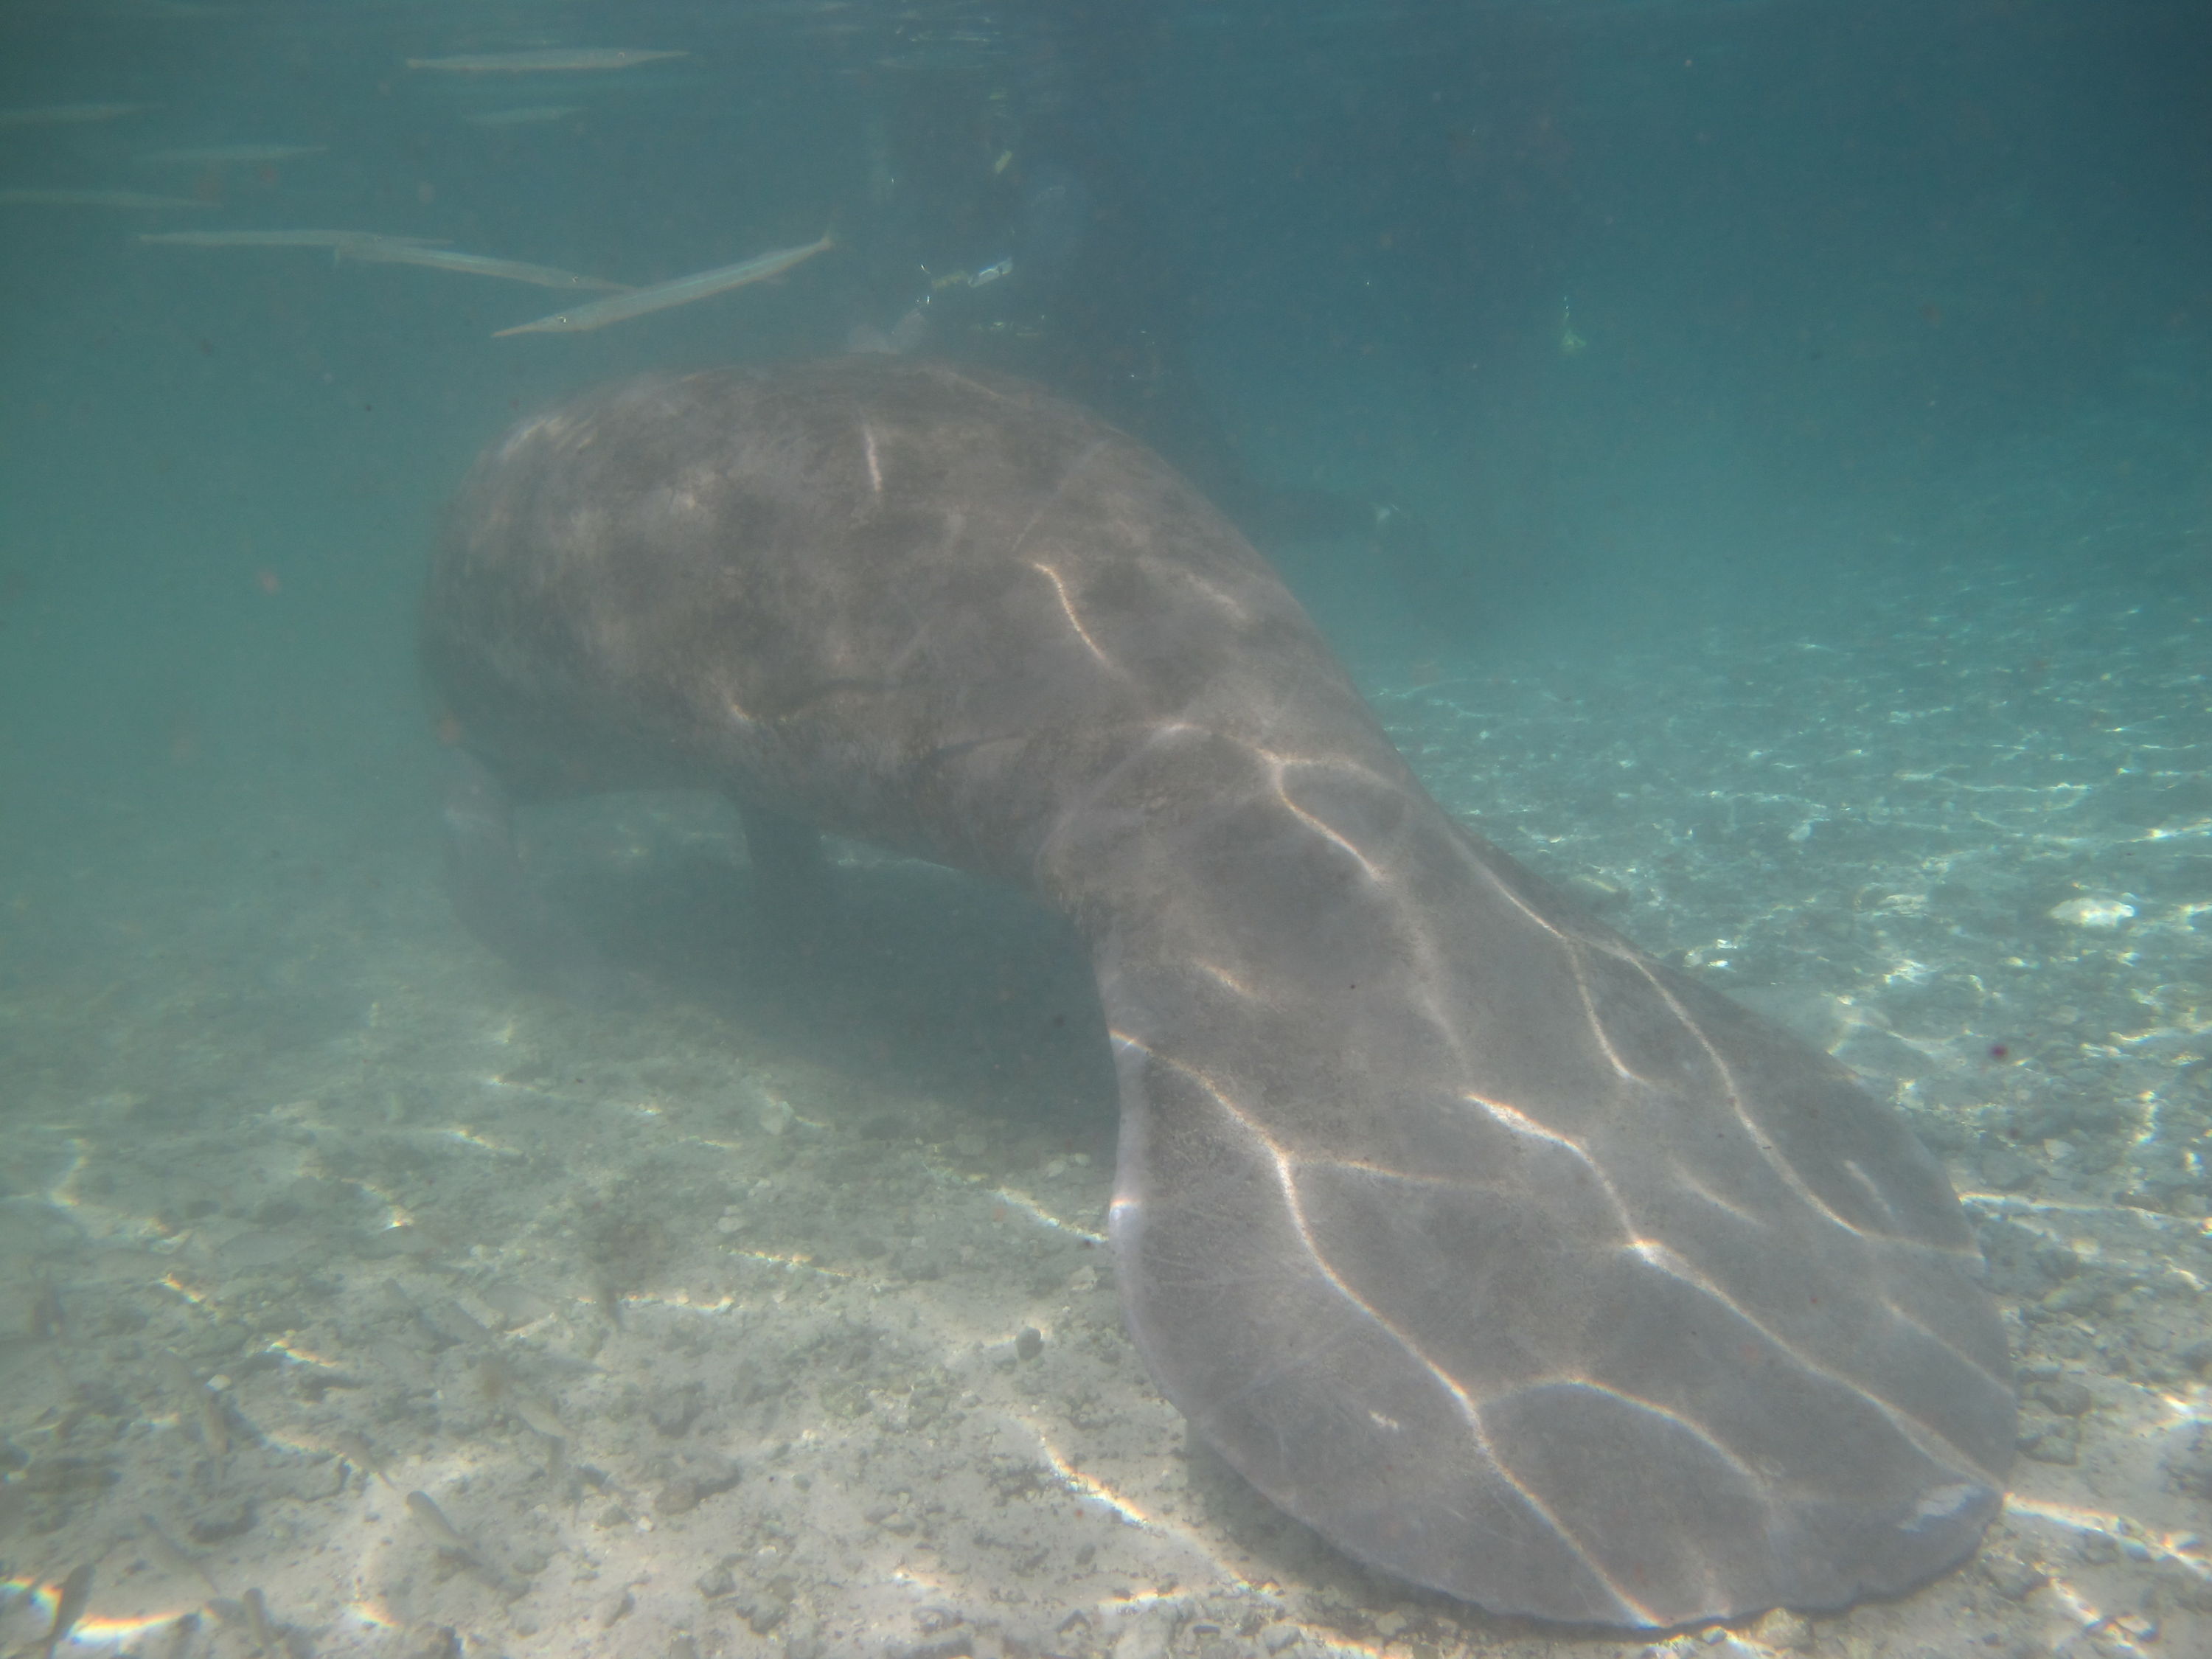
[1,4,2208,1656]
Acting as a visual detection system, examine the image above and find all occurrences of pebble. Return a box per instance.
[2033,1376,2093,1416]
[1749,1607,1814,1649]
[1979,1551,2047,1601]
[1110,1608,1173,1659]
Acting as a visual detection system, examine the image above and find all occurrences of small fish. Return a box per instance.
[331,1428,397,1489]
[417,1295,490,1348]
[462,105,582,128]
[35,1563,94,1659]
[134,144,327,166]
[241,1588,279,1659]
[0,102,145,127]
[406,1491,481,1564]
[137,1512,223,1594]
[406,48,687,74]
[493,230,834,337]
[337,240,628,292]
[508,1385,567,1444]
[157,1346,232,1457]
[0,189,210,210]
[140,228,447,251]
[476,1355,568,1441]
[588,1266,625,1329]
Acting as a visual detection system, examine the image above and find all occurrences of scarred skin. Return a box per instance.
[423,356,2014,1628]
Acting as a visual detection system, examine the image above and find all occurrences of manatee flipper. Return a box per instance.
[422,358,2013,1627]
[437,750,631,1006]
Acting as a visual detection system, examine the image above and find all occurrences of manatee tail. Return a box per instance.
[1066,738,2012,1627]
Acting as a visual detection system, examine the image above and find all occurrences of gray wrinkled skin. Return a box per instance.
[422,358,2014,1627]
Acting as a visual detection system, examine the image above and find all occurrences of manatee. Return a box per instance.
[421,357,2014,1627]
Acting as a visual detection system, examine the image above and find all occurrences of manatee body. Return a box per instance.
[422,357,2014,1627]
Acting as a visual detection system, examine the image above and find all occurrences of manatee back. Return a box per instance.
[424,358,1375,879]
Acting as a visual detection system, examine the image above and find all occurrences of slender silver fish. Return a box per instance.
[338,240,629,292]
[158,1346,232,1457]
[0,102,145,126]
[406,48,687,73]
[241,1588,279,1659]
[493,231,834,336]
[330,1428,397,1489]
[136,1512,223,1594]
[141,229,448,249]
[0,189,209,209]
[406,1491,482,1563]
[135,144,326,166]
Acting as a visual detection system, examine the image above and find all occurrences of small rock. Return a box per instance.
[655,1478,703,1515]
[1110,1608,1174,1659]
[1978,1550,2046,1601]
[2034,1243,2081,1281]
[1979,1148,2040,1192]
[1259,1624,1303,1654]
[2032,1376,2093,1416]
[1750,1607,1815,1649]
[2042,1277,2106,1316]
[186,1498,257,1543]
[647,1382,706,1437]
[2076,1531,2121,1566]
[1015,1327,1043,1363]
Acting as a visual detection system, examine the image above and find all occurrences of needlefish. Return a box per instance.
[493,232,833,336]
[141,229,450,251]
[338,240,629,292]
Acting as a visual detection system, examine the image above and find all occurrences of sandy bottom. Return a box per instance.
[1,415,2208,1659]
